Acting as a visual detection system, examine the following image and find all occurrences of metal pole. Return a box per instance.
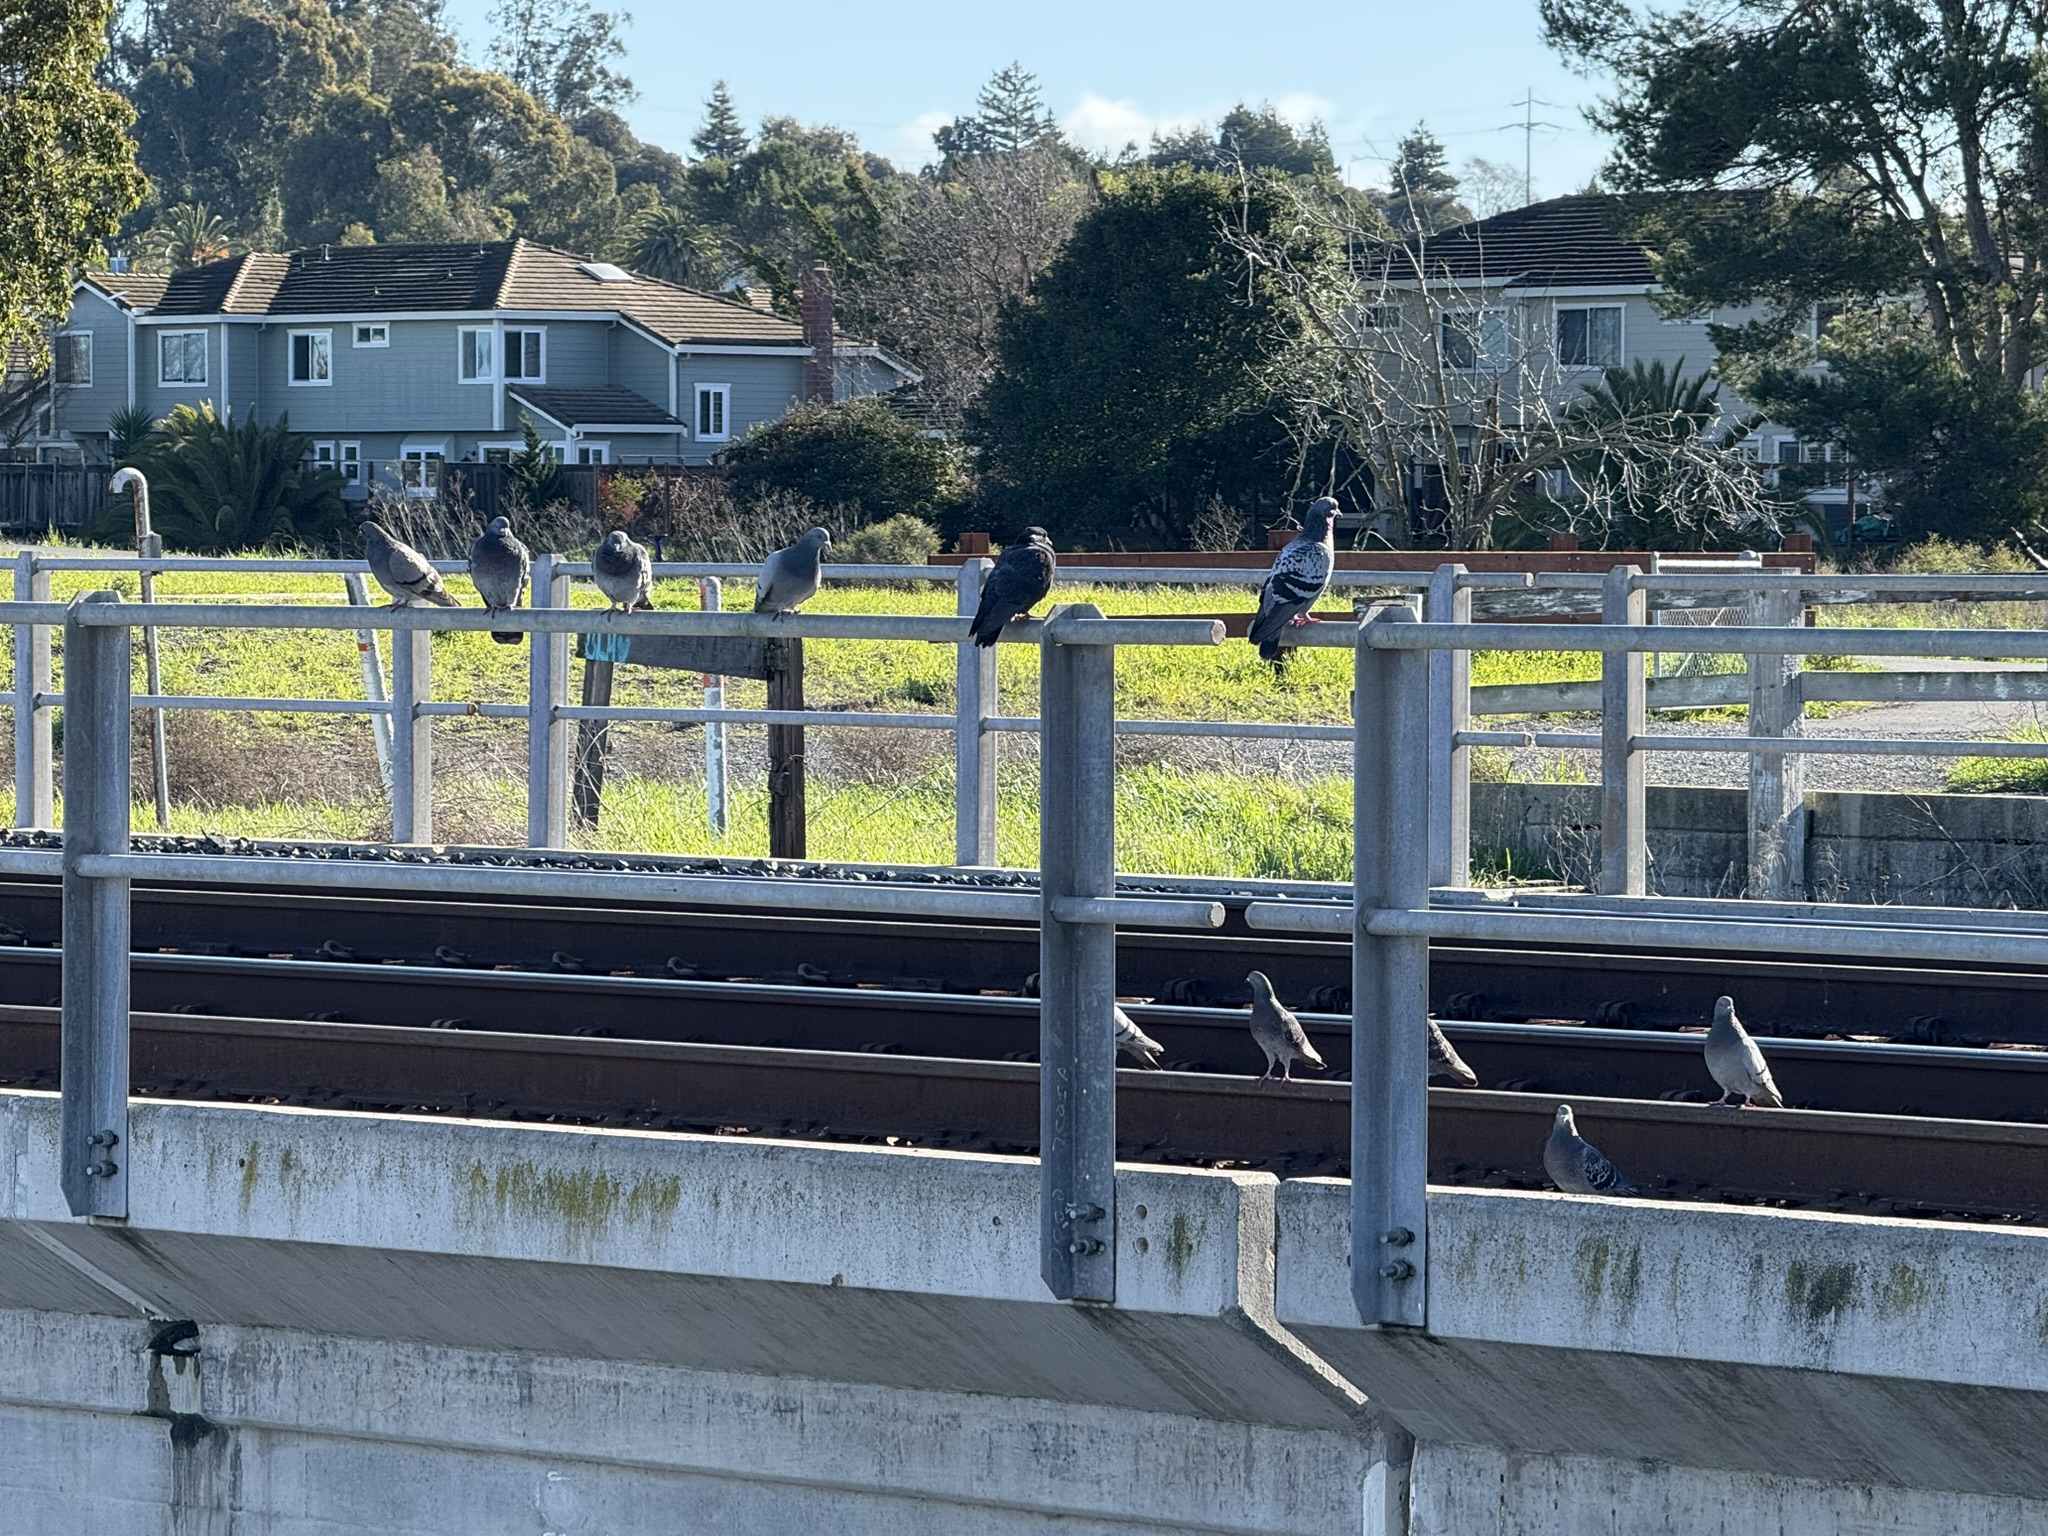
[955,557,1000,865]
[1599,566,1647,895]
[701,577,727,836]
[1425,563,1471,887]
[110,469,169,829]
[526,554,571,848]
[1039,604,1117,1303]
[343,571,395,798]
[12,549,52,827]
[389,625,433,844]
[1748,585,1806,899]
[60,591,131,1219]
[1352,604,1429,1330]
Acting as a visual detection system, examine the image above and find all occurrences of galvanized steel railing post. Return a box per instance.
[1748,586,1807,898]
[390,625,433,843]
[342,571,396,798]
[1600,566,1647,895]
[1039,603,1116,1303]
[956,557,998,865]
[1353,604,1429,1329]
[526,555,571,848]
[701,577,727,836]
[60,592,131,1219]
[1425,563,1471,887]
[12,550,52,828]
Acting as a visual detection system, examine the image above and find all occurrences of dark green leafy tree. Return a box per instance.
[487,0,633,119]
[934,64,1065,162]
[691,81,749,161]
[622,203,719,286]
[108,404,160,465]
[509,411,566,508]
[721,399,967,526]
[1370,125,1471,237]
[118,405,347,552]
[1149,104,1336,179]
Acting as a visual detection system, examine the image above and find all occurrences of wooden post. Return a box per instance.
[767,638,806,860]
[572,659,614,828]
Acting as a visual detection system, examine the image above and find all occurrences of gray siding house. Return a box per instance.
[45,240,912,490]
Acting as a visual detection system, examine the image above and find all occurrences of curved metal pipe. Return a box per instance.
[108,467,170,827]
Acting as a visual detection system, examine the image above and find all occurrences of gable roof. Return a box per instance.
[1392,195,1659,289]
[507,386,681,431]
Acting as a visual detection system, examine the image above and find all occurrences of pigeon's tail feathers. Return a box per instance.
[1751,1069,1785,1109]
[1297,1035,1327,1069]
[492,630,524,645]
[423,586,461,608]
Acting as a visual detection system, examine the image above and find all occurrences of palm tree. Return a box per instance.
[126,404,347,552]
[622,203,719,288]
[153,203,237,270]
[108,404,160,465]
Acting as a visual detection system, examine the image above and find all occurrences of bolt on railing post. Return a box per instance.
[1747,585,1807,899]
[389,622,433,844]
[955,557,998,865]
[60,592,131,1219]
[701,577,727,836]
[1353,604,1429,1329]
[1039,603,1116,1303]
[1425,563,1471,887]
[526,555,571,848]
[1600,566,1647,895]
[13,549,52,828]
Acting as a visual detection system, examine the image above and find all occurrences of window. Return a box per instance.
[575,442,609,465]
[459,327,495,382]
[1774,438,1800,465]
[1439,310,1508,372]
[353,323,389,348]
[482,444,516,464]
[339,441,361,483]
[53,333,91,387]
[504,328,545,380]
[311,440,336,469]
[1359,305,1392,330]
[400,445,444,496]
[289,330,332,385]
[1556,305,1622,368]
[695,383,730,440]
[158,331,206,386]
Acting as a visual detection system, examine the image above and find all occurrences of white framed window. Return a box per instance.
[695,383,730,441]
[459,327,495,382]
[1439,309,1509,372]
[53,333,91,387]
[1359,305,1392,330]
[1737,438,1763,463]
[289,329,332,385]
[400,443,445,496]
[310,440,336,469]
[1774,438,1800,465]
[339,441,361,483]
[574,441,609,465]
[480,442,519,464]
[353,322,389,348]
[158,330,206,386]
[504,328,545,381]
[1556,304,1622,368]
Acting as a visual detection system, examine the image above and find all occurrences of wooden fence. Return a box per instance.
[0,465,107,533]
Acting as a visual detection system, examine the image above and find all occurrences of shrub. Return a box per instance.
[92,404,347,553]
[834,514,940,566]
[720,398,967,526]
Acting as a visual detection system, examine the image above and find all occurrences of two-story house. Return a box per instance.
[45,240,912,493]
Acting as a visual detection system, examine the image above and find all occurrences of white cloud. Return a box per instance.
[1273,92,1336,130]
[1063,93,1207,156]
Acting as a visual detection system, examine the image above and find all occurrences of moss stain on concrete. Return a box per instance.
[1785,1260,1861,1327]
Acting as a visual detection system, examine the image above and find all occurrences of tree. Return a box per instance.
[122,404,348,553]
[150,203,238,270]
[1146,104,1337,179]
[692,81,749,162]
[622,203,719,286]
[1462,157,1531,219]
[487,0,633,119]
[721,399,967,526]
[509,410,565,507]
[1371,125,1470,237]
[934,63,1064,162]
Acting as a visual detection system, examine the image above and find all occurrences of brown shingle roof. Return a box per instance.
[80,271,172,310]
[1389,195,1659,289]
[499,242,809,347]
[507,386,680,429]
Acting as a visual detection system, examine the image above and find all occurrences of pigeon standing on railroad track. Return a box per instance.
[1247,970,1325,1082]
[1544,1104,1639,1196]
[968,527,1057,647]
[1248,497,1338,664]
[1114,1005,1165,1069]
[1428,1018,1480,1087]
[592,529,653,612]
[469,515,532,643]
[755,527,831,617]
[1706,994,1784,1108]
[362,521,460,610]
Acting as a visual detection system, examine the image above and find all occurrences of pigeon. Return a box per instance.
[1113,1005,1164,1069]
[1428,1018,1480,1088]
[591,529,653,612]
[1248,498,1338,663]
[362,521,459,610]
[968,526,1057,647]
[469,515,531,644]
[1247,969,1325,1082]
[755,526,831,616]
[1544,1104,1639,1196]
[1706,995,1784,1108]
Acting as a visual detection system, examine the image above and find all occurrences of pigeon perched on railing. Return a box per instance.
[469,515,531,644]
[1544,1103,1639,1196]
[1248,498,1338,663]
[592,529,653,613]
[1113,1005,1164,1069]
[1247,969,1325,1082]
[756,527,831,616]
[362,521,459,610]
[1428,1017,1480,1087]
[1706,994,1783,1108]
[968,527,1056,647]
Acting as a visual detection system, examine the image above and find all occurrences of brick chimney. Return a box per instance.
[801,264,835,403]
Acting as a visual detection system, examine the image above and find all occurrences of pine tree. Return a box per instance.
[934,63,1061,160]
[692,81,749,162]
[1373,124,1470,237]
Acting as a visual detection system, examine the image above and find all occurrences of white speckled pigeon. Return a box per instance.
[1248,498,1338,663]
[968,527,1056,647]
[755,527,831,616]
[1544,1104,1640,1196]
[592,529,653,612]
[1247,970,1325,1082]
[1428,1017,1479,1088]
[362,521,459,610]
[1706,995,1783,1108]
[1113,1005,1164,1070]
[469,515,531,644]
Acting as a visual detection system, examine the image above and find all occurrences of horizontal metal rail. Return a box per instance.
[1632,733,2048,758]
[986,715,1354,741]
[1339,619,2048,659]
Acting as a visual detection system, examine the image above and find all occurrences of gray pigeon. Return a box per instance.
[1248,498,1338,663]
[469,515,531,644]
[1706,995,1783,1108]
[1428,1018,1479,1088]
[1247,970,1325,1082]
[1113,1005,1164,1070]
[362,521,459,610]
[591,529,652,612]
[756,527,831,616]
[968,527,1056,647]
[1544,1104,1639,1196]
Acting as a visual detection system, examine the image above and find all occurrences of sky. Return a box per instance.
[440,0,1615,196]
